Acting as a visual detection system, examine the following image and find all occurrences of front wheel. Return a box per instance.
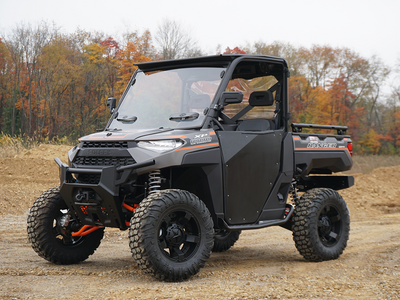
[129,189,214,281]
[292,188,350,261]
[27,187,104,264]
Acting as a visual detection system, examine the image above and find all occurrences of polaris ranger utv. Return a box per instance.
[27,54,354,281]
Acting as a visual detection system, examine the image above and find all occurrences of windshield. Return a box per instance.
[108,67,225,130]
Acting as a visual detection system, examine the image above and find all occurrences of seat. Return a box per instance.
[236,119,271,131]
[235,91,275,131]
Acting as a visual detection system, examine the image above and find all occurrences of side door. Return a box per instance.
[217,61,285,225]
[218,130,283,225]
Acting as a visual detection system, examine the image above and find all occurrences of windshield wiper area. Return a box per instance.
[117,115,138,123]
[169,112,199,122]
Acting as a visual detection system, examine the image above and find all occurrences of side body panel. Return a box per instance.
[217,129,288,225]
[293,134,353,175]
[258,132,294,220]
[179,148,224,226]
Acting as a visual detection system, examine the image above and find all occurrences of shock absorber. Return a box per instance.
[148,170,162,194]
[290,178,300,204]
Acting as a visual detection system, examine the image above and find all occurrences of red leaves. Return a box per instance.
[223,47,246,54]
[100,37,121,59]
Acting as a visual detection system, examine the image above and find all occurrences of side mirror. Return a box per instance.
[106,97,116,114]
[220,92,243,106]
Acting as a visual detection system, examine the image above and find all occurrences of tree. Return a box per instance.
[154,19,197,60]
[37,37,79,140]
[3,21,60,136]
[223,47,246,54]
[0,39,12,132]
[358,129,382,154]
[122,29,156,60]
[100,37,120,96]
[249,41,302,76]
[116,42,151,96]
[299,45,338,88]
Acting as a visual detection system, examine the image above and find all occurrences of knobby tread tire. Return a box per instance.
[213,230,241,252]
[129,189,214,281]
[292,188,350,262]
[27,186,104,264]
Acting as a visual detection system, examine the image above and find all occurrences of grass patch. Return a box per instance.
[0,134,37,158]
[0,134,73,158]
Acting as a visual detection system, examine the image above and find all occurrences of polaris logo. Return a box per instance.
[87,149,112,156]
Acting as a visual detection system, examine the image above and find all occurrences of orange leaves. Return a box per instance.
[223,47,246,54]
[1,28,155,140]
[115,42,151,96]
[289,73,363,136]
[358,129,382,155]
[83,43,107,65]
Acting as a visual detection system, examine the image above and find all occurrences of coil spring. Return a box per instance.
[148,170,162,194]
[291,178,300,204]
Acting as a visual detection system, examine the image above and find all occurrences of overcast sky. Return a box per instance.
[1,0,399,70]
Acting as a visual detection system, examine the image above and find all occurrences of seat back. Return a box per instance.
[235,91,275,131]
[249,91,274,107]
[236,119,271,131]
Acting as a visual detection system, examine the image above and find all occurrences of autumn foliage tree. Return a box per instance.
[223,47,246,54]
[0,23,153,141]
[1,22,400,156]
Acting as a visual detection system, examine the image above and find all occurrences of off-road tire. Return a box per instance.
[292,188,350,261]
[27,186,104,264]
[213,230,241,252]
[129,189,214,281]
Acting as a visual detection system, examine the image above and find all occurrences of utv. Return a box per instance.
[27,54,354,281]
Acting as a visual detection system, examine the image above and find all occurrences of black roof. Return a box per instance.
[135,54,288,72]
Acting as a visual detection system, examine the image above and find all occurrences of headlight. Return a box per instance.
[137,140,184,153]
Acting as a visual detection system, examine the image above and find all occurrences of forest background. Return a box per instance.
[0,20,399,155]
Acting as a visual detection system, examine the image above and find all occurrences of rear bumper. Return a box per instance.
[55,157,154,229]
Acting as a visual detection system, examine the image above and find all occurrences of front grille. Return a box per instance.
[78,174,101,184]
[73,146,135,184]
[73,156,135,167]
[82,141,128,148]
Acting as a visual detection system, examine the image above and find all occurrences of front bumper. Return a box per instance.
[55,157,154,229]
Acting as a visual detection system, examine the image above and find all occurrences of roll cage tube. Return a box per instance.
[204,55,290,131]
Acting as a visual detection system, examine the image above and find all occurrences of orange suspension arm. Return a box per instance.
[72,203,139,236]
[122,203,139,227]
[71,225,103,237]
[122,202,139,212]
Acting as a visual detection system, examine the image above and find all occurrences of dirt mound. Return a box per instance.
[1,144,399,220]
[1,145,400,299]
[341,166,400,220]
[0,144,71,216]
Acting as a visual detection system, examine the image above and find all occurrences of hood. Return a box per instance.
[78,128,175,142]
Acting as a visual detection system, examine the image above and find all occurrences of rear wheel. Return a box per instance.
[213,230,241,252]
[292,188,350,261]
[27,187,104,264]
[129,189,214,281]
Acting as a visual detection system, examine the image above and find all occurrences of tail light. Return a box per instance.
[347,142,353,157]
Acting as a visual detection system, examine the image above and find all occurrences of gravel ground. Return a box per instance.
[0,145,399,299]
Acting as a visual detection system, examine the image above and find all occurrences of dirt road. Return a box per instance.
[1,145,399,299]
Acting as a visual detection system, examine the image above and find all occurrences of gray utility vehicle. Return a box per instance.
[27,55,354,281]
